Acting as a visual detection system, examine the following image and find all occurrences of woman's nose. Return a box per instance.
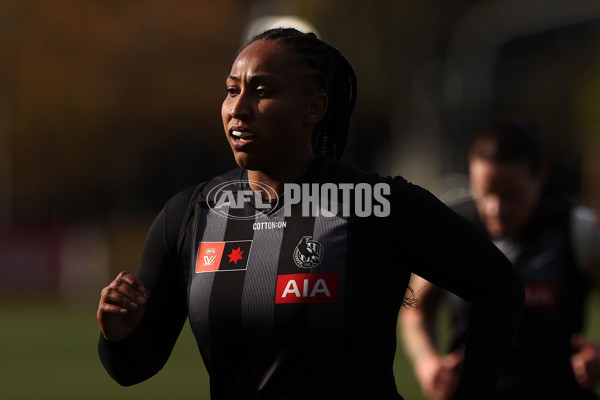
[230,90,251,120]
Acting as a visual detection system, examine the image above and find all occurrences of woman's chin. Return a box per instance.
[233,152,261,171]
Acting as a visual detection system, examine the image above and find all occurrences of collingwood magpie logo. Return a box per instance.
[293,236,324,269]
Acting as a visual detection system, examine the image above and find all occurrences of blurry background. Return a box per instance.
[1,0,600,398]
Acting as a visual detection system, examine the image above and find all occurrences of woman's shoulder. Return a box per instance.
[158,167,245,242]
[165,167,246,206]
[317,157,410,186]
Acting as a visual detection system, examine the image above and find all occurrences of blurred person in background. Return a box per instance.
[97,28,524,399]
[400,119,600,400]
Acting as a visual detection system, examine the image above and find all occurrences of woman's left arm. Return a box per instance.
[392,178,525,400]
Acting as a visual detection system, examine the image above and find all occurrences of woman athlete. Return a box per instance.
[97,28,524,400]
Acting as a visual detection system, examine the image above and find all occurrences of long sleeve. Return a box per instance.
[392,178,525,399]
[98,187,194,386]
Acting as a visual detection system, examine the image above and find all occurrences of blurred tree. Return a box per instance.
[3,0,249,224]
[3,0,599,227]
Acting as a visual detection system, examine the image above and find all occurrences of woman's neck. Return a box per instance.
[247,152,315,197]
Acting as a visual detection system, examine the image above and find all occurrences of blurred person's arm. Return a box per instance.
[392,177,524,400]
[400,275,462,400]
[571,205,600,281]
[570,205,600,389]
[97,187,194,386]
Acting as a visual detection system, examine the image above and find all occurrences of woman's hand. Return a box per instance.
[97,271,150,342]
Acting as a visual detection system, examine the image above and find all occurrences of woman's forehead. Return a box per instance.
[229,40,300,77]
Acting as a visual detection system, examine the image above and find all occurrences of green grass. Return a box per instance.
[0,298,421,399]
[0,300,208,399]
[2,293,600,399]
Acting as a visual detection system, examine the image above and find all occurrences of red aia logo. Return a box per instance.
[524,283,559,309]
[275,273,338,304]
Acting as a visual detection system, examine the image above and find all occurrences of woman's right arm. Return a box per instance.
[97,188,194,386]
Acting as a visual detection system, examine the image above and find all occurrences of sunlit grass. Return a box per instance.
[2,292,599,399]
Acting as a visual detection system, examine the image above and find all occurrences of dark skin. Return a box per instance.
[97,39,328,342]
[222,39,327,195]
[97,271,150,342]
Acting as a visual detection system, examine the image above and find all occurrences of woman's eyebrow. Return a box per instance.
[226,74,282,84]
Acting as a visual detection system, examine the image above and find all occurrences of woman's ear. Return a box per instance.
[304,92,328,125]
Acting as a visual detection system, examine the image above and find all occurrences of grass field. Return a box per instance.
[2,294,600,399]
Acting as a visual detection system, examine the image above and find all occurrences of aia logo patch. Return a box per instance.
[524,283,559,309]
[293,236,324,269]
[196,240,252,273]
[275,273,337,303]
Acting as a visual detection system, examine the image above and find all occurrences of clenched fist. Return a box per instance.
[97,271,150,342]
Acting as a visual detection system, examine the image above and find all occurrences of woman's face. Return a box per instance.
[222,39,319,173]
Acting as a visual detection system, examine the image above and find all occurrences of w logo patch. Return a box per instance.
[196,240,252,273]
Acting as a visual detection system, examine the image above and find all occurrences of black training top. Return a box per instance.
[99,156,524,400]
[450,198,596,399]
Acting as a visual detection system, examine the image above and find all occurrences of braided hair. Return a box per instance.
[243,28,357,160]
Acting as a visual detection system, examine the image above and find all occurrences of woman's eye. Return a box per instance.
[256,87,272,98]
[226,87,239,96]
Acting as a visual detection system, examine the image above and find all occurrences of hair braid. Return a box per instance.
[245,28,357,159]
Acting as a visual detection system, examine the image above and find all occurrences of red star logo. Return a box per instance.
[227,247,245,264]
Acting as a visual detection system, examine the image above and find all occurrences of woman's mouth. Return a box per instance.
[230,129,256,148]
[232,130,255,140]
